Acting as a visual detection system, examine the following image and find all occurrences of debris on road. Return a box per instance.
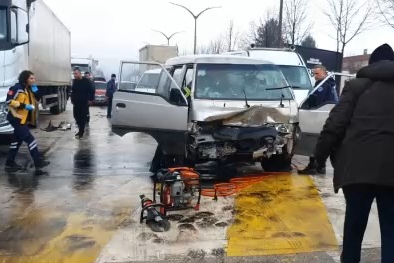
[41,120,72,132]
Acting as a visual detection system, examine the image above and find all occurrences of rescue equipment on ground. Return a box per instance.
[139,194,170,232]
[153,167,202,214]
[201,172,287,199]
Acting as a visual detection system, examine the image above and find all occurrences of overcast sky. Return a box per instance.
[43,0,393,78]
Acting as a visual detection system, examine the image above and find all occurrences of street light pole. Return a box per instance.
[279,0,284,47]
[170,2,221,54]
[152,29,184,45]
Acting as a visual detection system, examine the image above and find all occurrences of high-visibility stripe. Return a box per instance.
[29,140,37,148]
[30,143,37,150]
[183,87,191,97]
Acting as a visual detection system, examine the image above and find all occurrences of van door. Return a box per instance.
[295,72,355,156]
[111,61,188,135]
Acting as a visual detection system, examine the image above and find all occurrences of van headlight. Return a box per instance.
[275,124,291,134]
[0,102,8,124]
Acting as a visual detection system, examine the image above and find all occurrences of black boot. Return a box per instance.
[299,157,326,175]
[5,160,23,171]
[35,159,50,169]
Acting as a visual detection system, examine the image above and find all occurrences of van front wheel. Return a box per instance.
[261,153,292,172]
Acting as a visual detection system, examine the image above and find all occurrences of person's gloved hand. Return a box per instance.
[31,85,38,93]
[25,104,35,111]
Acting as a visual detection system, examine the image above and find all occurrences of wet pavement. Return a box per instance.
[0,104,382,263]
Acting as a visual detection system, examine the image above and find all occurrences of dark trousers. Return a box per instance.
[342,186,394,263]
[107,96,113,117]
[6,118,40,164]
[87,106,90,124]
[73,104,88,136]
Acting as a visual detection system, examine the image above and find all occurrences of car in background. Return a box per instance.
[135,68,161,93]
[93,81,108,105]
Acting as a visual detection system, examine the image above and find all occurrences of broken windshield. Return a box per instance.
[195,63,293,101]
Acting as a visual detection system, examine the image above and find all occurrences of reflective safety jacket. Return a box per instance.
[6,83,40,125]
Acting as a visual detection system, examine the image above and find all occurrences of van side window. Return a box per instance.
[183,68,194,88]
[170,67,184,90]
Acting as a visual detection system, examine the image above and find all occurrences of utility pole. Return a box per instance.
[152,29,183,45]
[170,2,221,54]
[279,0,284,47]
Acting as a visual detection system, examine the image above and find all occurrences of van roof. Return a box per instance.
[165,54,273,66]
[226,49,305,66]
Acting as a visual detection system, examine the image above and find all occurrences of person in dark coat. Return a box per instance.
[299,64,339,175]
[71,69,94,139]
[106,74,117,118]
[83,71,95,126]
[313,43,394,263]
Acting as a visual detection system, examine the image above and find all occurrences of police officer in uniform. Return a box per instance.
[299,64,339,175]
[4,70,50,171]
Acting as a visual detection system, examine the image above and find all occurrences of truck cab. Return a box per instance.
[0,0,30,136]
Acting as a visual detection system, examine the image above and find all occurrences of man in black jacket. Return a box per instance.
[71,69,94,139]
[84,71,95,126]
[314,44,394,263]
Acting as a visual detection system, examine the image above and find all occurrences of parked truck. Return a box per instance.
[139,45,179,63]
[0,0,71,137]
[71,56,102,78]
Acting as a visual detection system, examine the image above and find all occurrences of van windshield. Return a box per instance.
[277,65,313,90]
[195,63,293,101]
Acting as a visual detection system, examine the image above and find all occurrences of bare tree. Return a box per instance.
[198,38,226,54]
[377,0,394,28]
[284,0,313,45]
[224,20,241,51]
[245,10,284,48]
[323,0,373,54]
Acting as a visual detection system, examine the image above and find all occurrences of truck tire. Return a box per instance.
[60,87,65,112]
[63,87,68,111]
[50,89,61,115]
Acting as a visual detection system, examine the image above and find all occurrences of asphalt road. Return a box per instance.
[0,104,382,263]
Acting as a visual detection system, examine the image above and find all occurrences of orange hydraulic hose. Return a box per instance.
[201,172,288,198]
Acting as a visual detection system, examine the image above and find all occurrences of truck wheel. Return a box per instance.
[261,152,292,172]
[50,89,61,115]
[63,87,68,111]
[60,87,66,112]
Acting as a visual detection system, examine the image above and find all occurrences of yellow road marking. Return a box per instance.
[0,203,132,263]
[227,173,338,256]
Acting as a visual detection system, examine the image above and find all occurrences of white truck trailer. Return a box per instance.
[0,0,71,136]
[139,45,179,63]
